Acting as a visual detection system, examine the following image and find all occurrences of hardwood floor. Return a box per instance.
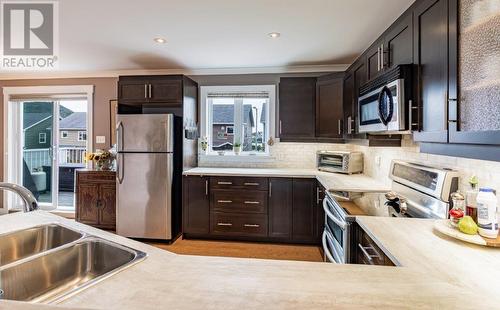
[147,237,324,262]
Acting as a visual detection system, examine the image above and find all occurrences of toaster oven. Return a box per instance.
[317,151,363,174]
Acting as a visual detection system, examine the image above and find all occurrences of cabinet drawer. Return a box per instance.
[210,212,268,237]
[210,177,268,191]
[212,190,268,214]
[357,231,391,266]
[77,172,115,183]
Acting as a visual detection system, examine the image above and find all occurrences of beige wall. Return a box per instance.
[0,77,118,182]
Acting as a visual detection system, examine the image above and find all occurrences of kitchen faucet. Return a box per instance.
[0,183,39,212]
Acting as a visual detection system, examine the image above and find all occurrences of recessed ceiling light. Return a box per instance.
[268,32,281,39]
[153,37,167,44]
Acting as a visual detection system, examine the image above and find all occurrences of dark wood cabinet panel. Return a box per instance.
[316,74,344,139]
[366,39,384,81]
[412,0,450,143]
[118,80,149,103]
[292,179,317,243]
[211,212,268,237]
[352,223,395,266]
[210,176,268,191]
[268,178,293,240]
[76,170,116,230]
[183,176,210,235]
[149,79,183,103]
[279,77,317,140]
[99,184,116,229]
[343,72,355,136]
[385,12,413,68]
[77,183,99,225]
[212,190,268,214]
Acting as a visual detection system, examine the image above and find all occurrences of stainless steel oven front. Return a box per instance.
[322,192,352,264]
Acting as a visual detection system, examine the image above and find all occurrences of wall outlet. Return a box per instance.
[96,136,106,144]
[375,155,381,167]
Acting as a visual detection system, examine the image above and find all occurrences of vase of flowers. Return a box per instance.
[85,149,116,171]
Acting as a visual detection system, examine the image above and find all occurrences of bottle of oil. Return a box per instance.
[466,176,479,223]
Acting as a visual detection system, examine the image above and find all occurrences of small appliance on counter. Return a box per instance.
[317,151,363,174]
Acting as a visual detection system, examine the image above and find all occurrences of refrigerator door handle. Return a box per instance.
[117,153,124,184]
[116,121,124,152]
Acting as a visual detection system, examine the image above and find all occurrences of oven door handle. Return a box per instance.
[323,198,347,230]
[322,231,338,264]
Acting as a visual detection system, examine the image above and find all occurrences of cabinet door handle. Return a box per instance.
[205,180,208,196]
[279,120,282,135]
[377,47,381,71]
[338,119,342,135]
[244,182,259,186]
[244,224,260,228]
[144,84,148,98]
[96,199,101,209]
[269,181,272,197]
[347,116,352,134]
[380,43,384,70]
[244,201,260,205]
[358,243,381,263]
[217,222,233,227]
[217,200,232,203]
[316,187,322,204]
[217,181,233,185]
[148,84,152,98]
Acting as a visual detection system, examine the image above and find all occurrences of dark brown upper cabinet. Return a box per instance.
[118,75,184,105]
[412,0,451,144]
[279,77,317,141]
[366,38,385,81]
[279,75,344,143]
[316,73,344,140]
[343,59,368,139]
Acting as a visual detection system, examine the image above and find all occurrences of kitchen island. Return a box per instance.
[1,211,500,309]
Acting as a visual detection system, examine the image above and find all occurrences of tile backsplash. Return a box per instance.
[199,136,500,194]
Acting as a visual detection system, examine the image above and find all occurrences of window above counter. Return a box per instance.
[200,85,276,158]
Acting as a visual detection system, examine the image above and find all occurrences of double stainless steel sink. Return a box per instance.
[0,224,146,303]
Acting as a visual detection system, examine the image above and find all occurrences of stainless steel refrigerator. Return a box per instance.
[116,114,174,240]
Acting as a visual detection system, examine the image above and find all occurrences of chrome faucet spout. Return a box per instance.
[0,183,39,212]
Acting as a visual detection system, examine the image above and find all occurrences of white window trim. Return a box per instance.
[78,131,87,141]
[2,85,94,214]
[61,131,68,138]
[38,132,47,144]
[200,85,276,158]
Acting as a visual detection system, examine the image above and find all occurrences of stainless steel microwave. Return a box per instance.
[358,65,413,134]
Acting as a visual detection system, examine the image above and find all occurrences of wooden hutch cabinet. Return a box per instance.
[76,170,116,230]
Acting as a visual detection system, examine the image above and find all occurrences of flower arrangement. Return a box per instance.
[85,149,115,171]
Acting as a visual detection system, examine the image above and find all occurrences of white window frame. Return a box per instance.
[39,132,47,144]
[78,131,87,141]
[200,85,276,157]
[61,131,68,138]
[2,85,94,214]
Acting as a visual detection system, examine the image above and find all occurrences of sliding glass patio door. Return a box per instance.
[16,100,89,211]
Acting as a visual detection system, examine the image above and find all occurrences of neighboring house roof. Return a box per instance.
[59,112,86,130]
[213,104,254,127]
[24,114,52,130]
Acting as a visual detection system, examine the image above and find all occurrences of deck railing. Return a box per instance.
[23,147,86,172]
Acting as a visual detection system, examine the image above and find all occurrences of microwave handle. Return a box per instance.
[323,198,347,230]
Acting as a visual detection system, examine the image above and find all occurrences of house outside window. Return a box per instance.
[200,85,275,155]
[39,133,46,144]
[78,131,87,141]
[61,131,68,138]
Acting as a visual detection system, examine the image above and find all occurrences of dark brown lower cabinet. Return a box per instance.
[292,179,317,243]
[352,223,395,266]
[182,176,322,245]
[75,170,116,230]
[183,176,210,235]
[268,178,293,240]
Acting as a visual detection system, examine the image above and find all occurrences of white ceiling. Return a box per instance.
[2,0,415,78]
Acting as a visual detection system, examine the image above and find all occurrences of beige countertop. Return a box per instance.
[2,211,500,309]
[183,167,390,193]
